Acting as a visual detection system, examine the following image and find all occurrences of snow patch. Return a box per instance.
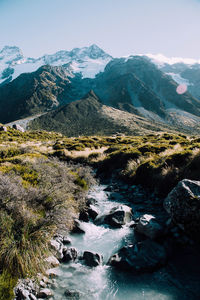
[0,44,112,82]
[166,72,191,86]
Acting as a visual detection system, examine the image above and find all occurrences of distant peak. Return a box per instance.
[84,44,112,59]
[0,45,22,54]
[88,44,101,50]
[83,90,100,101]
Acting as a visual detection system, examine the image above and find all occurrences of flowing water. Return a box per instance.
[52,184,200,300]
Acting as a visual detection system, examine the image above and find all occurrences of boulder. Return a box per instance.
[83,251,103,267]
[63,236,72,245]
[14,279,38,300]
[71,219,85,234]
[64,289,80,299]
[96,205,132,228]
[45,255,60,267]
[86,197,98,206]
[108,239,167,272]
[37,288,53,298]
[79,210,90,222]
[53,234,63,244]
[50,239,63,260]
[62,247,78,263]
[29,294,37,300]
[46,268,60,278]
[136,214,163,240]
[164,179,200,241]
[12,124,25,132]
[0,125,7,132]
[88,205,99,220]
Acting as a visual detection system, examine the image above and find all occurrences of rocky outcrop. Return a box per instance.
[83,251,103,267]
[45,255,60,267]
[164,179,200,241]
[136,214,163,240]
[71,219,85,234]
[14,279,39,300]
[79,210,90,222]
[95,205,132,228]
[12,124,25,132]
[64,289,81,299]
[88,205,99,220]
[0,125,7,131]
[108,239,167,272]
[62,247,78,263]
[50,239,63,260]
[37,288,53,298]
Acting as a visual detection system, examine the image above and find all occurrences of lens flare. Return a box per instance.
[176,84,187,94]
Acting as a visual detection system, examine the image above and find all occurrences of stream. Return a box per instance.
[51,182,200,300]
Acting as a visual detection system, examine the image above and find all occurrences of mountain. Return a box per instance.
[1,45,200,134]
[144,53,200,101]
[88,56,200,132]
[0,44,112,84]
[1,55,200,133]
[29,91,174,136]
[0,65,74,123]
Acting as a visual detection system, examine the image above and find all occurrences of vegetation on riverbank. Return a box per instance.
[0,126,95,299]
[51,132,200,197]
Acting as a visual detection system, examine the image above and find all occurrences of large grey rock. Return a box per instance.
[83,251,103,267]
[46,268,61,278]
[63,236,72,245]
[45,255,60,267]
[136,214,163,240]
[37,288,53,298]
[14,279,38,300]
[0,125,7,132]
[12,124,25,132]
[88,205,99,220]
[64,289,81,299]
[164,179,200,241]
[95,205,132,228]
[108,239,167,273]
[50,239,63,260]
[71,219,85,234]
[79,210,90,222]
[62,247,78,263]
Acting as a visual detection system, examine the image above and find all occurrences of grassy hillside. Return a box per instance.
[50,132,200,197]
[29,92,175,136]
[0,126,95,299]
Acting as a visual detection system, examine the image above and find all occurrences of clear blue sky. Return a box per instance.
[0,0,200,58]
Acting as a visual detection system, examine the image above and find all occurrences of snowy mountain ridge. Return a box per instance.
[0,44,112,84]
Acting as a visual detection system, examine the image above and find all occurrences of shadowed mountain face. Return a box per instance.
[160,62,200,101]
[92,57,200,118]
[29,91,174,137]
[1,55,200,134]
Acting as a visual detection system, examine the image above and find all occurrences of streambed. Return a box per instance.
[51,182,200,300]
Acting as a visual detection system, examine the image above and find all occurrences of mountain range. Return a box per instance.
[1,44,200,136]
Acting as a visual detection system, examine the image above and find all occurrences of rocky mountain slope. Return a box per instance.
[29,91,174,136]
[145,53,200,101]
[1,45,200,134]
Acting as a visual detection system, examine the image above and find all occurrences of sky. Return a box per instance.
[0,0,200,59]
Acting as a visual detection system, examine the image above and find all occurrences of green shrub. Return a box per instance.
[0,271,17,300]
[165,150,193,167]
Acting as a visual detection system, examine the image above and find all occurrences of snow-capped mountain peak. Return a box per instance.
[0,44,112,84]
[0,46,24,68]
